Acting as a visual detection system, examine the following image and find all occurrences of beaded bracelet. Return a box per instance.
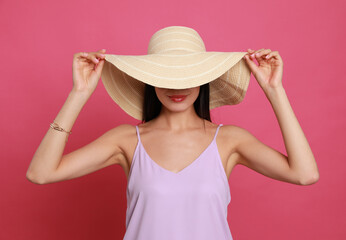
[49,122,72,134]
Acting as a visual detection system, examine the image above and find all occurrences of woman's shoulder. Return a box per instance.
[219,123,256,153]
[103,124,139,168]
[106,123,137,135]
[219,123,249,137]
[103,124,138,150]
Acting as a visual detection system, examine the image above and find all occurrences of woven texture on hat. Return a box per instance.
[147,26,206,54]
[101,56,251,120]
[209,58,250,109]
[101,25,251,120]
[102,61,145,120]
[103,51,248,89]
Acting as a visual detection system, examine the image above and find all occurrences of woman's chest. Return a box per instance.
[121,132,237,180]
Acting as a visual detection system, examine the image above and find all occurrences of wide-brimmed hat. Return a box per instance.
[101,25,251,120]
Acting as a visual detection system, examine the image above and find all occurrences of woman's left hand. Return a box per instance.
[243,48,284,95]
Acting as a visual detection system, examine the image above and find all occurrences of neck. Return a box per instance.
[153,105,205,131]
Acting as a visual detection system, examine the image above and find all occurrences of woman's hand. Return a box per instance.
[72,49,106,94]
[243,48,284,95]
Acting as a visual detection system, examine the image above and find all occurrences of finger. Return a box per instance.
[88,51,106,61]
[74,52,88,59]
[94,51,106,59]
[75,51,89,59]
[255,49,271,59]
[95,59,105,75]
[246,49,255,57]
[250,48,265,59]
[265,51,280,60]
[75,50,106,65]
[85,52,100,64]
[92,55,100,64]
[243,54,258,72]
[74,52,91,63]
[244,49,254,58]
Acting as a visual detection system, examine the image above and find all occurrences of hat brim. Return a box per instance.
[101,51,251,120]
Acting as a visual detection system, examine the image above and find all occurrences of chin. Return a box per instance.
[165,104,192,113]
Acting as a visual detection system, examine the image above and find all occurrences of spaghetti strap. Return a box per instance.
[135,125,141,142]
[212,124,223,142]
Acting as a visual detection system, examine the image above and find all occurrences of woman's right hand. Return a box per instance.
[72,49,106,94]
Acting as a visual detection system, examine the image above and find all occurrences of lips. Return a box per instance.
[168,95,187,98]
[168,95,187,102]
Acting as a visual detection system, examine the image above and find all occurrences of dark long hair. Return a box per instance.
[141,83,211,123]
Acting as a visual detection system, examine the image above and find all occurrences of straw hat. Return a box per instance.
[101,26,251,120]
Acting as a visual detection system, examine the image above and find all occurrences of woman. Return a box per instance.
[26,26,319,239]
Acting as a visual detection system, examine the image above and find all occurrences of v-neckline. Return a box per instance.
[137,124,222,176]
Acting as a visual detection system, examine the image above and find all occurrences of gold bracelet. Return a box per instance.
[50,122,72,134]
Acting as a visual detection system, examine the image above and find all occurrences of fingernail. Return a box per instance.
[100,54,105,57]
[251,53,255,58]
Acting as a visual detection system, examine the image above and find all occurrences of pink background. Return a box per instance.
[1,0,345,239]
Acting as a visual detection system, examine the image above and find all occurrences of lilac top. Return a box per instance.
[123,124,232,240]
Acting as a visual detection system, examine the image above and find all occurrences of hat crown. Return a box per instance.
[147,26,206,54]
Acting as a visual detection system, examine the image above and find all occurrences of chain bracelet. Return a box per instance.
[49,122,72,134]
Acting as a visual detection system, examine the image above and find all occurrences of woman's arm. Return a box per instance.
[26,89,90,183]
[26,50,109,184]
[269,87,319,184]
[234,49,319,185]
